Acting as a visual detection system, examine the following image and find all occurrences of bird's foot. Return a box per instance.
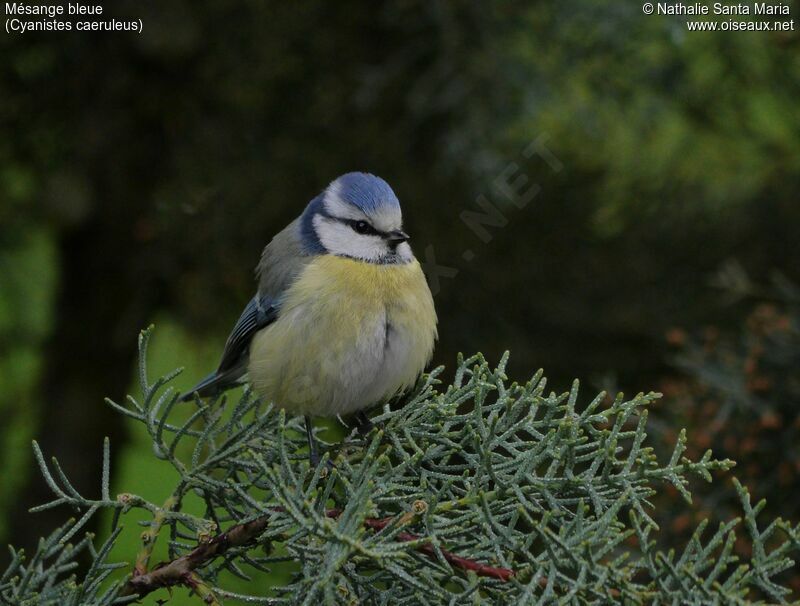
[354,411,382,436]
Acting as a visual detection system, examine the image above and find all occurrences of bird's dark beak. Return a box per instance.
[386,230,410,245]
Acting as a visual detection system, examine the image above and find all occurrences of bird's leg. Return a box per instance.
[354,411,374,435]
[305,415,320,466]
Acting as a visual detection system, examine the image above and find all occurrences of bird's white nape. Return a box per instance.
[322,181,364,220]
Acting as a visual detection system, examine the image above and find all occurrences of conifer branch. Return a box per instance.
[127,507,514,600]
[3,327,799,605]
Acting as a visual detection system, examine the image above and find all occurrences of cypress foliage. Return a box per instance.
[2,327,798,605]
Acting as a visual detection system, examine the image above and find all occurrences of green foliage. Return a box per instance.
[1,523,129,606]
[3,327,800,605]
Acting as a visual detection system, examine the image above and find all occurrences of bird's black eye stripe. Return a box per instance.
[346,219,380,236]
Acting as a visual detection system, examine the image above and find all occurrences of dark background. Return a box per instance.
[1,2,799,602]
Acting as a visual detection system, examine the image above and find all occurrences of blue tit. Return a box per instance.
[181,172,438,463]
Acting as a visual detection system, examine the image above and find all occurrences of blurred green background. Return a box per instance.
[1,1,799,603]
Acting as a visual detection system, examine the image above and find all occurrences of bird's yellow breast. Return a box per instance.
[248,255,437,417]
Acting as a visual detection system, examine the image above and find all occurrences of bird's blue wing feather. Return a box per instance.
[218,295,278,373]
[180,295,278,401]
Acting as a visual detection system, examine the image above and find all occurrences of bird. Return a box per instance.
[181,172,438,465]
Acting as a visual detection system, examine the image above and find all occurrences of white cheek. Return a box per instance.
[314,216,388,261]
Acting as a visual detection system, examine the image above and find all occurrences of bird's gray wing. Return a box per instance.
[217,295,278,374]
[180,295,278,401]
[181,218,315,402]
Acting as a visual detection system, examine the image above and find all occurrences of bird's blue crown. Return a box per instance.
[334,172,400,215]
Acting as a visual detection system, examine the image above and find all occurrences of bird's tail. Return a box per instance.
[179,370,236,402]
